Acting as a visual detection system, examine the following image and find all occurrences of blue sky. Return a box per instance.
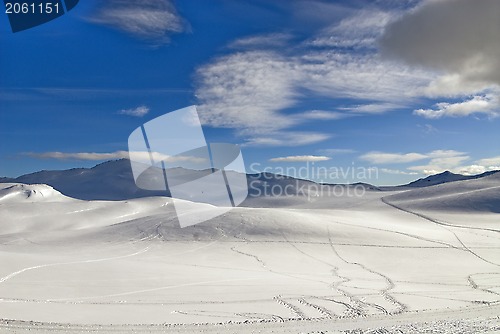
[1,0,500,185]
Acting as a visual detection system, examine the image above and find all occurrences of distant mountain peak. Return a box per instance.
[406,169,500,188]
[1,160,499,199]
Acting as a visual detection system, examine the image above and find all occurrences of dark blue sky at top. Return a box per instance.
[1,0,499,185]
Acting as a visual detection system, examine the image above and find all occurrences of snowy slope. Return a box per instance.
[0,183,172,234]
[0,183,69,203]
[384,172,500,213]
[404,170,499,188]
[3,160,498,203]
[0,177,499,328]
[2,160,381,202]
[7,160,169,200]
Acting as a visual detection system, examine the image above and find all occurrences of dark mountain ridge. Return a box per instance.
[1,159,498,201]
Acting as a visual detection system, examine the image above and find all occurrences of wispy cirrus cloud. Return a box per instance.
[417,123,438,134]
[380,168,419,176]
[243,131,331,147]
[455,165,499,176]
[360,149,486,175]
[361,149,500,176]
[408,150,470,175]
[195,0,500,149]
[308,10,394,49]
[476,156,500,167]
[298,110,354,120]
[414,94,500,119]
[195,8,430,147]
[318,148,356,156]
[360,151,429,164]
[228,33,293,50]
[269,155,330,163]
[196,51,298,134]
[118,105,150,117]
[339,102,404,114]
[89,0,187,45]
[24,151,132,161]
[23,151,206,164]
[454,156,500,175]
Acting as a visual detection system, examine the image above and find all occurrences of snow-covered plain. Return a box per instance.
[0,172,499,333]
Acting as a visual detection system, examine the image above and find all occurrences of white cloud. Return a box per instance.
[25,151,131,161]
[476,156,500,167]
[444,164,499,176]
[269,155,330,163]
[360,151,428,164]
[89,0,186,44]
[118,105,150,117]
[318,148,356,156]
[229,33,293,50]
[414,94,500,119]
[298,110,352,120]
[406,150,469,175]
[339,102,403,114]
[380,168,419,175]
[361,149,477,175]
[196,51,298,134]
[365,150,500,176]
[456,165,488,176]
[422,73,495,98]
[309,10,394,49]
[243,131,331,147]
[195,9,430,146]
[297,51,430,101]
[427,150,467,159]
[23,151,206,164]
[196,0,500,145]
[417,123,438,134]
[290,0,355,25]
[195,1,500,147]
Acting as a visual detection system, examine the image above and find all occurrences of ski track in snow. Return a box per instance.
[0,178,499,331]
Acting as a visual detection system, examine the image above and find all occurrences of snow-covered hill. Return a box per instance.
[0,179,498,327]
[404,170,499,188]
[1,160,499,212]
[3,160,169,200]
[0,183,68,203]
[1,160,381,202]
[0,159,498,327]
[384,171,500,213]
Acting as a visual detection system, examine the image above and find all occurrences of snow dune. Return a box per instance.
[385,172,500,213]
[0,171,499,332]
[0,184,68,203]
